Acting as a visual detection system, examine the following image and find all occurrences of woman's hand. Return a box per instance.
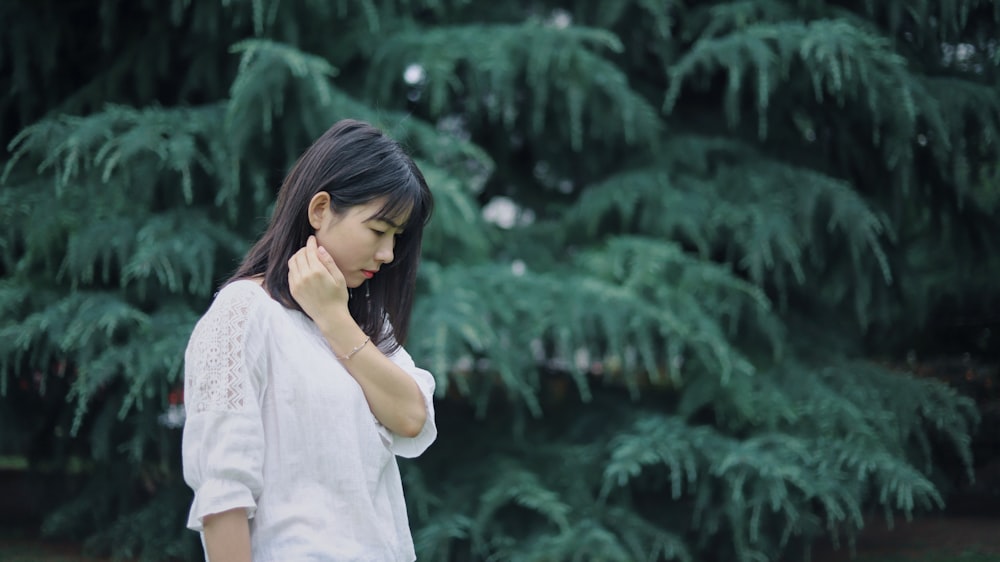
[288,235,349,321]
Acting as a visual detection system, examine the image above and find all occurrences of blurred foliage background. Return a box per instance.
[1,1,999,561]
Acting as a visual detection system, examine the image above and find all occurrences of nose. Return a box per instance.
[375,237,395,265]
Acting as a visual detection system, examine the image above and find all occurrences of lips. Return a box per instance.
[362,270,376,279]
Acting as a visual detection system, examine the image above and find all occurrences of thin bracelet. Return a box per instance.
[339,335,371,361]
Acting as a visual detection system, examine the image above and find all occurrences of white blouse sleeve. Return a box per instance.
[181,282,269,532]
[384,342,438,458]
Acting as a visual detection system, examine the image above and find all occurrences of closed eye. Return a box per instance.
[372,228,404,239]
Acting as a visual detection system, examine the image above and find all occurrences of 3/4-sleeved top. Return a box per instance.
[181,279,437,562]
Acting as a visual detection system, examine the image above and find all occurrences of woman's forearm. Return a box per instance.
[203,508,252,562]
[317,311,427,437]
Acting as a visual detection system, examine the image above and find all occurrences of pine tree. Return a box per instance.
[2,1,998,560]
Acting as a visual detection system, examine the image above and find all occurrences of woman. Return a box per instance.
[182,119,437,562]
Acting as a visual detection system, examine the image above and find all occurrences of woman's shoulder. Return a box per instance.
[204,277,272,318]
[216,276,266,296]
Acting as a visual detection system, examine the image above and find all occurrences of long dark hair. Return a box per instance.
[227,119,433,352]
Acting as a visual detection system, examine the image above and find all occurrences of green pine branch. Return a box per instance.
[370,22,662,149]
[413,240,771,414]
[568,142,893,327]
[666,19,914,141]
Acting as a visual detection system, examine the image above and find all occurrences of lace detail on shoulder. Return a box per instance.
[186,282,262,413]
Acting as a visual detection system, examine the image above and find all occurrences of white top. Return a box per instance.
[181,279,437,562]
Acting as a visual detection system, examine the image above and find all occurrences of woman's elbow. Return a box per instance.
[398,405,426,438]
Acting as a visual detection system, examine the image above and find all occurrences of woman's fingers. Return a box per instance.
[289,248,307,277]
[304,235,319,271]
[288,239,336,291]
[316,244,338,276]
[288,236,349,316]
[304,235,345,282]
[289,238,323,278]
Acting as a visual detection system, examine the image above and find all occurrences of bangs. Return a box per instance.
[367,175,430,231]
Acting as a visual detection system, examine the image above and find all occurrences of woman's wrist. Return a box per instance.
[316,310,369,359]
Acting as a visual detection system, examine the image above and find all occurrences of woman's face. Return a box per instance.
[309,194,409,288]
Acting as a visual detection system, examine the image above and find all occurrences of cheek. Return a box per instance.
[314,235,341,263]
[321,239,360,268]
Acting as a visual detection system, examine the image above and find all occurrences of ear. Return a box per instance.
[307,192,332,230]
